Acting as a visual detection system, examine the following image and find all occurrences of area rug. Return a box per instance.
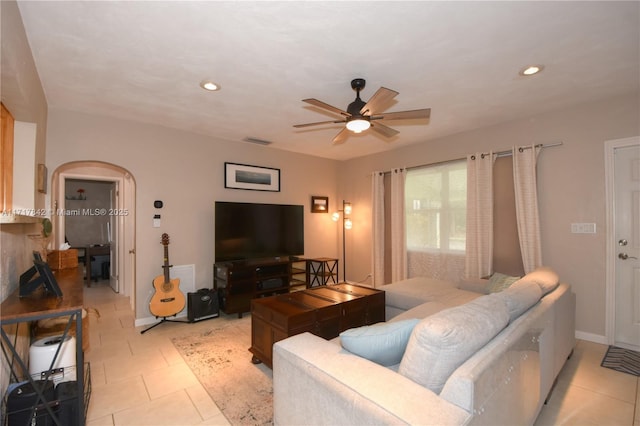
[600,345,640,377]
[171,316,273,425]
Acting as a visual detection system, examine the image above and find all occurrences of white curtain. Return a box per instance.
[465,152,496,278]
[371,171,385,288]
[513,145,542,273]
[391,168,407,282]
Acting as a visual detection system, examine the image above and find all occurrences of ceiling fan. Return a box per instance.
[293,78,431,145]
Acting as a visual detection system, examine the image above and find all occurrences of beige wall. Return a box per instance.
[44,109,340,320]
[339,92,640,340]
[0,0,48,300]
[0,0,49,400]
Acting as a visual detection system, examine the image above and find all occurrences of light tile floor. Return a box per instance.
[84,281,639,425]
[84,281,230,426]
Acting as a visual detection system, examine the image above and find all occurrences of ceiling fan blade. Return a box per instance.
[360,87,399,116]
[376,108,431,121]
[370,121,400,138]
[332,127,350,145]
[303,98,350,117]
[293,119,345,128]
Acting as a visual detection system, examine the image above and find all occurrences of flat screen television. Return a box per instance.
[215,201,304,262]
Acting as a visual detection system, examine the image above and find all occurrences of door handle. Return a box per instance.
[618,253,638,260]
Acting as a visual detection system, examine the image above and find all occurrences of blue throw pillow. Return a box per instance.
[339,319,420,366]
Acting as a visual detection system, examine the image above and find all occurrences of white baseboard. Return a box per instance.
[575,330,608,345]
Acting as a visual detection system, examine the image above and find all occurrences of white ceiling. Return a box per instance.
[15,1,640,161]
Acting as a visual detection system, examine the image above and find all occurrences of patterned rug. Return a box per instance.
[601,345,640,377]
[171,316,273,425]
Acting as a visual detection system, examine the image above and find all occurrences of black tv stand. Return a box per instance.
[214,257,297,318]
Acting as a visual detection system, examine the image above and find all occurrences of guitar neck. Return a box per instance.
[163,245,171,282]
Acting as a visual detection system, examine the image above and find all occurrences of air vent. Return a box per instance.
[243,137,273,146]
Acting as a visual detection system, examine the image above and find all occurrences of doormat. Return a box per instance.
[171,317,273,425]
[600,345,640,377]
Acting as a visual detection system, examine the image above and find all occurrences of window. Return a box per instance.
[405,160,467,253]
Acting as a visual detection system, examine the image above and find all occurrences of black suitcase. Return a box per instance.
[187,288,219,322]
[54,381,80,426]
[7,379,55,426]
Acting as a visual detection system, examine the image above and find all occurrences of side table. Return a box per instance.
[306,258,338,287]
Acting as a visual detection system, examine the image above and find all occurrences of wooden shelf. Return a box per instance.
[306,258,339,287]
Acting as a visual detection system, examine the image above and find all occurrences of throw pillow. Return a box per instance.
[486,272,521,293]
[398,294,509,394]
[521,266,559,295]
[339,318,420,366]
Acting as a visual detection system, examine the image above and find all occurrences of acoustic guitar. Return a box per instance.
[149,233,185,317]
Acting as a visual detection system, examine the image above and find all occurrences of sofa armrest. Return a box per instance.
[273,332,470,426]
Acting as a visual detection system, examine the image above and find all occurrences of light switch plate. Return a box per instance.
[571,223,596,234]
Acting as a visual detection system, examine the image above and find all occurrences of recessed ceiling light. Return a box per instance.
[519,65,544,76]
[200,80,220,91]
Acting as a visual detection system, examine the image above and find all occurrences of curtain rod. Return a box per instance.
[378,141,563,175]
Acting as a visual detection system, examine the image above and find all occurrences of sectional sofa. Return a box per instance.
[273,267,575,425]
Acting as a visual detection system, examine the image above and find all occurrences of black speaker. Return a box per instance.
[187,289,219,322]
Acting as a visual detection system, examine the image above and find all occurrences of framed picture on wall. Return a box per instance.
[311,196,328,213]
[224,162,280,192]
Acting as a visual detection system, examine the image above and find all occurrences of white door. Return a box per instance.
[614,143,640,350]
[109,183,119,293]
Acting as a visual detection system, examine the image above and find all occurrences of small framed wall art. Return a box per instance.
[311,196,329,213]
[224,162,280,192]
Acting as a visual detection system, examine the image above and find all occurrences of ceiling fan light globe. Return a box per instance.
[346,119,370,133]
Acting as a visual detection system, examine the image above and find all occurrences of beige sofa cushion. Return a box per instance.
[496,280,543,322]
[398,294,509,394]
[383,277,474,311]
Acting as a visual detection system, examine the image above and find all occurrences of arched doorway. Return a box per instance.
[51,161,136,312]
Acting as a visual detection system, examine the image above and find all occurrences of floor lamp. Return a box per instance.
[332,200,352,282]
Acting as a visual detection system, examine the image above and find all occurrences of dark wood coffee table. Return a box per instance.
[249,283,385,367]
